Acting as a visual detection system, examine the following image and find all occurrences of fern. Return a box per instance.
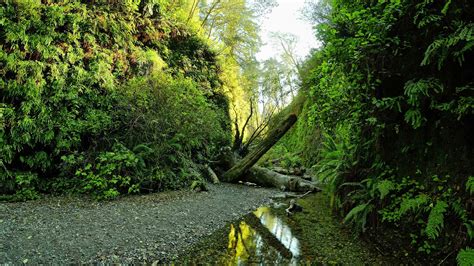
[451,198,468,222]
[466,176,474,195]
[441,0,452,15]
[344,202,374,232]
[425,200,448,239]
[377,180,394,200]
[404,109,425,129]
[465,220,474,241]
[315,131,353,199]
[422,22,474,69]
[399,194,430,215]
[457,248,474,266]
[404,78,443,106]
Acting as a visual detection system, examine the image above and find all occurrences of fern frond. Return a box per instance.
[344,202,374,232]
[422,23,474,69]
[377,180,394,200]
[466,176,474,195]
[457,248,474,266]
[399,194,430,215]
[426,200,448,239]
[465,220,474,241]
[451,198,468,222]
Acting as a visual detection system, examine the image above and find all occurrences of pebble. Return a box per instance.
[0,183,277,264]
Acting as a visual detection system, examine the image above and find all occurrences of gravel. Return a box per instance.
[0,183,277,264]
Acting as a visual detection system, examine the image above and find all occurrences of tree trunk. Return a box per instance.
[222,114,297,182]
[205,164,220,184]
[247,167,320,192]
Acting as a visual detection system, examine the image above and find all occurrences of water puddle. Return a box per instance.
[177,205,301,264]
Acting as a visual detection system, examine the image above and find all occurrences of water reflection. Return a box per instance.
[225,206,300,264]
[254,207,300,257]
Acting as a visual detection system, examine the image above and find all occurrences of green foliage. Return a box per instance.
[313,125,355,207]
[398,194,430,217]
[457,248,474,266]
[190,179,208,192]
[421,22,474,70]
[467,176,474,195]
[425,200,448,239]
[0,0,231,200]
[344,202,374,233]
[70,143,139,200]
[377,180,394,200]
[281,0,474,261]
[279,152,302,169]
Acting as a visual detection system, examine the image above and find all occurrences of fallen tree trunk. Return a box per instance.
[205,164,220,184]
[269,166,306,176]
[214,99,320,192]
[222,114,297,182]
[248,166,320,192]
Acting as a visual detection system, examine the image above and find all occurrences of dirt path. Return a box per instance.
[0,184,277,264]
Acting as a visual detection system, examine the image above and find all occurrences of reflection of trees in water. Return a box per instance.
[227,221,261,264]
[224,207,300,264]
[255,207,300,257]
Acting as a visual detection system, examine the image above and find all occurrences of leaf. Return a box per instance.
[344,202,374,232]
[425,200,448,239]
[399,194,429,215]
[467,176,474,195]
[457,248,474,266]
[377,180,394,200]
[441,0,452,15]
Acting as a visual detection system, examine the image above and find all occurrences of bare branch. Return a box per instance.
[240,99,254,141]
[186,0,199,23]
[201,0,221,28]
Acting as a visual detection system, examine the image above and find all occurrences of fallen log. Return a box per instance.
[270,166,306,176]
[204,164,220,184]
[247,166,321,192]
[271,190,315,200]
[216,97,320,192]
[222,114,297,182]
[269,166,292,175]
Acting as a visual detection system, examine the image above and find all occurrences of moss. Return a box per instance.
[276,193,400,265]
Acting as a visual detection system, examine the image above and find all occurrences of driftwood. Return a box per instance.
[222,114,297,182]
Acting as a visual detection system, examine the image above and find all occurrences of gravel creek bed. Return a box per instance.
[0,183,277,264]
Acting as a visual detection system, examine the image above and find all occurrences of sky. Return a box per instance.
[256,0,320,62]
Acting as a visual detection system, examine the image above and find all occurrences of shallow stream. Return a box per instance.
[177,203,302,264]
[176,192,408,265]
